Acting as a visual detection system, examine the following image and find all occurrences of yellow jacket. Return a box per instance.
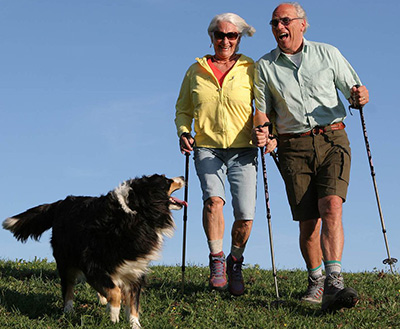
[175,54,255,149]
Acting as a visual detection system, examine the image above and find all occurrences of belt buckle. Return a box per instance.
[311,127,320,136]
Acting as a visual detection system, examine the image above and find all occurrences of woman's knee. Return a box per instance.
[204,196,225,212]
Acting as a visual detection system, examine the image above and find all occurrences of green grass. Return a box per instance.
[0,259,399,328]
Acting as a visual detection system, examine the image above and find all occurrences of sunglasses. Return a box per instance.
[269,17,303,27]
[213,31,240,40]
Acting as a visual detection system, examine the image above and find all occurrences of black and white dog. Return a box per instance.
[3,174,186,328]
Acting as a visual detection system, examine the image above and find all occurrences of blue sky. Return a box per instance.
[1,0,399,273]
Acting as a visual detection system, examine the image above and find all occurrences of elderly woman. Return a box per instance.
[174,13,256,296]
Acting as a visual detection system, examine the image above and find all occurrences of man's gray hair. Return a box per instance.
[279,2,310,33]
[207,13,256,39]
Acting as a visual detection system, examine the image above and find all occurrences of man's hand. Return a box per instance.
[349,85,369,108]
[252,123,278,153]
[265,137,278,154]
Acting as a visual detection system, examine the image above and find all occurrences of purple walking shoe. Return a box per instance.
[226,254,245,296]
[209,251,227,290]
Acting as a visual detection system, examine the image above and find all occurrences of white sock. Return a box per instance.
[208,239,223,254]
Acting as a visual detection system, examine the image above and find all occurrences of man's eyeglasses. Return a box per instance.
[213,31,240,40]
[269,17,303,28]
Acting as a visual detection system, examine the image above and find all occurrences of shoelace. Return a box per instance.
[230,262,243,280]
[328,275,344,289]
[309,276,323,286]
[211,258,225,277]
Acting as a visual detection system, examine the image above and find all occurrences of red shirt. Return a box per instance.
[207,57,233,86]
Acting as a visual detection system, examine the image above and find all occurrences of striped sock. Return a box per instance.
[324,260,342,276]
[308,264,323,279]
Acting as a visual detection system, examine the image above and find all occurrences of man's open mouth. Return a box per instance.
[279,33,289,40]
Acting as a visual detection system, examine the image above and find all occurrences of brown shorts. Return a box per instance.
[278,129,351,221]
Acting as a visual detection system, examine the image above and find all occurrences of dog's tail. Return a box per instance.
[3,201,61,242]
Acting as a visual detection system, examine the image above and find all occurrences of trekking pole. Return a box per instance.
[181,152,190,292]
[257,122,282,303]
[350,98,397,274]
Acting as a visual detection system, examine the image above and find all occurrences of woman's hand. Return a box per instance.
[252,125,269,147]
[179,133,194,154]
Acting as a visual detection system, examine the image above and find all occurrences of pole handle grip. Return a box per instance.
[256,122,272,130]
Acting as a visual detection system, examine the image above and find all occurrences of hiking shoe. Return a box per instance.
[209,252,227,290]
[226,254,245,296]
[321,272,358,312]
[301,275,325,304]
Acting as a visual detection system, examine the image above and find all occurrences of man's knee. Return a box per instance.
[299,218,321,240]
[319,195,343,220]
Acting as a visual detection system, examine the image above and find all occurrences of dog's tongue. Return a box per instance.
[170,196,188,207]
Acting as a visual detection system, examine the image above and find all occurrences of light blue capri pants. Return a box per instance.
[193,147,258,220]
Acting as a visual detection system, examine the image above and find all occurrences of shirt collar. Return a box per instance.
[273,38,309,62]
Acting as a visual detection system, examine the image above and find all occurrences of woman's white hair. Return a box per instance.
[207,13,256,39]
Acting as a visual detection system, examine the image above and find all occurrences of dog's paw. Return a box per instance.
[63,300,74,313]
[129,316,141,329]
[97,293,108,305]
[110,305,121,323]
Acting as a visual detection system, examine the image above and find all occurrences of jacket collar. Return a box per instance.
[196,54,253,67]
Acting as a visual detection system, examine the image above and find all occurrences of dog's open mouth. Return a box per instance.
[168,176,187,210]
[169,196,187,210]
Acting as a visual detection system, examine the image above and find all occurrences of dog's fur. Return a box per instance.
[3,174,186,328]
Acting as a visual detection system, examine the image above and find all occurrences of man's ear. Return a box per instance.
[300,19,306,33]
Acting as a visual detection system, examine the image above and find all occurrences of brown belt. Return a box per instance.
[278,122,346,138]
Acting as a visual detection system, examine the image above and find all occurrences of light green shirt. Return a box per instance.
[255,39,361,134]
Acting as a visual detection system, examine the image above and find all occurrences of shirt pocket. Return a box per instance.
[306,67,335,98]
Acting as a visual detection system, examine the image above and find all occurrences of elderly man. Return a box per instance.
[253,2,369,312]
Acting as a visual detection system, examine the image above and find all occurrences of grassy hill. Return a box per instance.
[0,258,399,328]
